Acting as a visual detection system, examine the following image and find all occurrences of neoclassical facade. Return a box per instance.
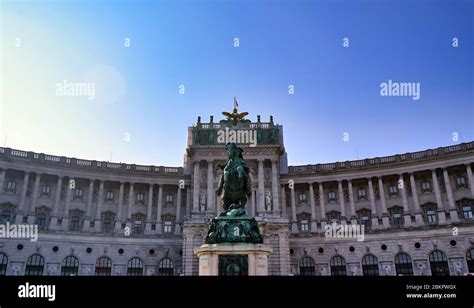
[0,113,473,276]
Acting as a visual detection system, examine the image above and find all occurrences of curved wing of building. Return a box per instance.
[0,115,473,276]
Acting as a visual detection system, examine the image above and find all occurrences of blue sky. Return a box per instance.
[1,0,473,166]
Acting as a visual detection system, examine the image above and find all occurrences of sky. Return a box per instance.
[1,0,473,167]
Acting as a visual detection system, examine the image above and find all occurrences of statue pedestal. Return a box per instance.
[195,243,272,276]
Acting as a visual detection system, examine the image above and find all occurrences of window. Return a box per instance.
[361,216,371,230]
[300,220,309,232]
[136,193,144,202]
[166,194,173,203]
[74,188,83,199]
[330,256,346,276]
[0,253,8,275]
[95,257,112,276]
[392,213,403,227]
[35,213,47,230]
[327,191,336,202]
[0,209,12,224]
[41,185,50,196]
[158,258,174,276]
[394,253,413,276]
[388,185,398,196]
[467,249,474,273]
[299,193,306,203]
[429,250,450,276]
[164,221,172,234]
[102,217,113,232]
[427,210,437,224]
[421,181,431,193]
[362,254,379,276]
[463,206,473,220]
[25,254,45,276]
[456,176,467,189]
[6,181,16,192]
[299,257,315,276]
[357,188,367,200]
[69,215,81,231]
[327,211,341,225]
[106,191,114,201]
[127,257,143,276]
[61,256,79,276]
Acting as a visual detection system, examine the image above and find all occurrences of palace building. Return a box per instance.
[0,111,473,276]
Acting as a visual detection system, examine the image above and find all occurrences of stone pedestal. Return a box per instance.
[195,243,273,276]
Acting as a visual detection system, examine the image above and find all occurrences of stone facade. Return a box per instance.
[0,115,473,276]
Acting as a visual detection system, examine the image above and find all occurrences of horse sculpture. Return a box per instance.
[216,143,251,217]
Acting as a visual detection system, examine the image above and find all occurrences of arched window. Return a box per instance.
[330,256,346,276]
[0,253,8,275]
[394,253,413,276]
[362,254,379,276]
[127,257,143,276]
[158,258,174,276]
[429,250,450,276]
[299,257,315,276]
[467,248,474,273]
[61,256,79,276]
[95,257,112,276]
[25,254,44,276]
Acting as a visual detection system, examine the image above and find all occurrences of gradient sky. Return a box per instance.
[1,0,473,167]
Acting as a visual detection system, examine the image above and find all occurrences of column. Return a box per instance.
[192,161,200,212]
[367,178,379,229]
[251,189,256,217]
[156,184,163,234]
[185,187,191,218]
[27,173,41,224]
[409,173,424,226]
[443,168,459,223]
[49,175,63,230]
[94,180,104,232]
[0,169,5,193]
[309,182,317,231]
[399,174,412,228]
[145,184,154,234]
[466,164,474,198]
[319,182,327,230]
[15,172,30,224]
[337,180,346,224]
[115,182,124,231]
[61,177,73,230]
[290,184,297,233]
[83,179,94,231]
[280,185,287,217]
[174,185,182,235]
[348,180,357,224]
[432,169,446,224]
[125,182,134,230]
[206,160,214,213]
[378,177,390,228]
[271,159,280,214]
[257,159,265,214]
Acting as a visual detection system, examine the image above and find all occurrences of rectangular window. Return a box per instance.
[299,193,306,202]
[388,185,398,196]
[102,218,113,232]
[166,194,173,203]
[69,215,81,231]
[133,220,143,234]
[456,176,467,189]
[106,191,114,201]
[300,220,309,232]
[164,221,172,233]
[0,210,11,224]
[74,188,83,199]
[361,216,371,230]
[136,193,144,202]
[463,206,473,220]
[41,185,50,195]
[6,181,16,192]
[357,188,366,200]
[393,213,403,227]
[327,191,336,201]
[36,214,47,230]
[421,181,431,192]
[427,210,437,224]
